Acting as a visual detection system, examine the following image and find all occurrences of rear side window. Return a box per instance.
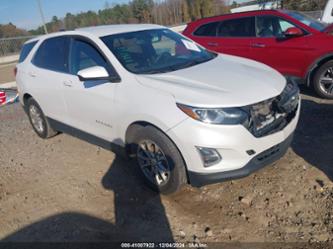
[193,22,219,37]
[217,17,255,37]
[33,36,70,73]
[19,41,37,63]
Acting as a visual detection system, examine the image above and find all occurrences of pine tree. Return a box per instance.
[181,0,190,23]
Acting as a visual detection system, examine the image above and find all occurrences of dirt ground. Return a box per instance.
[0,87,333,247]
[0,63,15,84]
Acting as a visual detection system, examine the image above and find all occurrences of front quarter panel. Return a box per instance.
[112,75,189,146]
[305,34,333,80]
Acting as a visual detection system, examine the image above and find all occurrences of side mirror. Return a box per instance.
[284,27,303,38]
[77,66,110,81]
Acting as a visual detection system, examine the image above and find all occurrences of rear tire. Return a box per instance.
[26,98,58,139]
[313,61,333,99]
[131,126,187,194]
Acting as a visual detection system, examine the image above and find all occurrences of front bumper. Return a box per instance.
[188,132,293,187]
[166,99,300,187]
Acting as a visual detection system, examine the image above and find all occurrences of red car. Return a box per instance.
[183,10,333,99]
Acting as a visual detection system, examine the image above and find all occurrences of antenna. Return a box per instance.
[36,0,48,34]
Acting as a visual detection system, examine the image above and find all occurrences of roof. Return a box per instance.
[23,24,166,45]
[76,24,165,37]
[188,9,280,24]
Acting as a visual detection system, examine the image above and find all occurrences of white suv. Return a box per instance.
[16,24,300,194]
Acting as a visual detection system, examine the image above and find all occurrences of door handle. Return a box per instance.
[207,42,219,47]
[63,80,73,87]
[252,43,266,48]
[29,71,36,77]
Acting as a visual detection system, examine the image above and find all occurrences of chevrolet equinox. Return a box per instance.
[16,25,300,194]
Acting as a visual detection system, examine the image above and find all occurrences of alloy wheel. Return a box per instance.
[29,105,45,134]
[136,140,170,186]
[319,67,333,96]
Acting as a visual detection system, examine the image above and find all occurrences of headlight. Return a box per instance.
[177,103,249,125]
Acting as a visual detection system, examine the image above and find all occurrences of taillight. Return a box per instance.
[0,91,6,105]
[14,67,18,77]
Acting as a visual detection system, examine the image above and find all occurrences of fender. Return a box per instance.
[306,52,333,86]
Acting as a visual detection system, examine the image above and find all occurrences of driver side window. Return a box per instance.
[279,19,296,32]
[70,39,108,75]
[256,15,297,38]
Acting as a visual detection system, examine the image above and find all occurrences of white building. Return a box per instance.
[322,0,333,23]
[231,1,280,13]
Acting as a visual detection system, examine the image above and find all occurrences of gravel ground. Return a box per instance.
[0,87,333,246]
[0,63,15,84]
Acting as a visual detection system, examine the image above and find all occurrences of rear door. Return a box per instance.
[251,14,311,77]
[214,16,256,58]
[189,16,256,58]
[189,21,221,50]
[29,36,70,123]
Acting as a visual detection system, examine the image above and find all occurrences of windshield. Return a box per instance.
[101,29,217,74]
[282,10,327,31]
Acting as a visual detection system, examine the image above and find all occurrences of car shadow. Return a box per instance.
[292,98,333,181]
[1,156,174,243]
[2,212,122,242]
[101,156,174,242]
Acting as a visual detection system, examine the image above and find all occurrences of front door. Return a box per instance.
[63,38,119,141]
[251,15,311,77]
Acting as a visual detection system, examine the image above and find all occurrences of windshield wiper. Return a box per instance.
[138,56,216,75]
[176,57,214,70]
[138,66,177,74]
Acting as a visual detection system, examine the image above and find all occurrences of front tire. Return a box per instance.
[26,98,58,139]
[132,126,187,194]
[313,61,333,99]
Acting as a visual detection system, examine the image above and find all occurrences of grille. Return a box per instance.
[247,81,299,138]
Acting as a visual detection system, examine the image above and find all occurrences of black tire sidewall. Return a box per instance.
[27,98,48,139]
[313,61,333,99]
[133,126,187,194]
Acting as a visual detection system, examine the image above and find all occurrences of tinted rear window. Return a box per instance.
[193,22,219,37]
[19,41,38,63]
[217,17,256,37]
[32,36,69,73]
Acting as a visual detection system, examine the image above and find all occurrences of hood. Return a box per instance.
[135,54,286,108]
